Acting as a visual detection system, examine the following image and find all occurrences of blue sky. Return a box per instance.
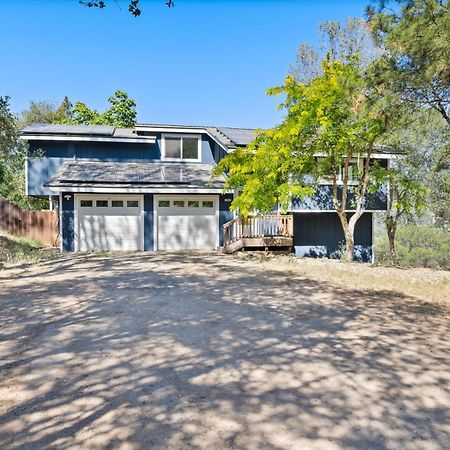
[0,0,368,128]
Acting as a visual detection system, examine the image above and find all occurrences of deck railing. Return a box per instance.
[223,214,294,246]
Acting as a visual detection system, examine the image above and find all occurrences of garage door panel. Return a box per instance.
[157,197,218,250]
[77,196,142,252]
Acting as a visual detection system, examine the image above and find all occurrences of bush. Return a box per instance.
[375,225,450,270]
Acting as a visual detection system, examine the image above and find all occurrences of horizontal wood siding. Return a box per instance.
[293,212,372,262]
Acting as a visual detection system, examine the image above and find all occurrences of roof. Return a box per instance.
[216,127,257,146]
[20,123,155,144]
[20,123,398,155]
[46,161,225,189]
[136,123,257,149]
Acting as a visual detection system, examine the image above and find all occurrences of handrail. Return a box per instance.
[223,214,293,246]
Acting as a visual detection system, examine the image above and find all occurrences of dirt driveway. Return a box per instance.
[0,252,449,450]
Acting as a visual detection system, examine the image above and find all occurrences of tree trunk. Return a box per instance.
[337,211,355,262]
[344,230,355,262]
[386,217,398,266]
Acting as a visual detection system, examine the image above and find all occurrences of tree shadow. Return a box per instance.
[0,252,449,449]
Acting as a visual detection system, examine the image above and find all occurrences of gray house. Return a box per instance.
[22,123,394,261]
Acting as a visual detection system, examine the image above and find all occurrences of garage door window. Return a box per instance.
[127,200,139,208]
[96,200,108,207]
[80,200,93,208]
[112,200,124,207]
[188,200,199,208]
[173,200,185,208]
[158,200,170,207]
[202,200,214,208]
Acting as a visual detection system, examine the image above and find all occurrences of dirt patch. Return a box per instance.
[0,252,449,449]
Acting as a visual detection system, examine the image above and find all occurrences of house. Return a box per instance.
[21,123,394,261]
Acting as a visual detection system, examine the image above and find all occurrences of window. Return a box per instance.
[158,200,170,208]
[111,200,124,207]
[80,200,93,207]
[163,135,200,160]
[173,200,185,208]
[127,200,139,208]
[202,200,214,208]
[188,200,199,208]
[96,200,108,207]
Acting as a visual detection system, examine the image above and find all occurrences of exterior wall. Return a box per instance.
[60,193,231,252]
[143,194,154,251]
[27,133,218,196]
[219,194,234,246]
[293,212,373,262]
[291,185,387,211]
[61,193,75,252]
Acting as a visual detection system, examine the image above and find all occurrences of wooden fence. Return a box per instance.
[0,196,59,247]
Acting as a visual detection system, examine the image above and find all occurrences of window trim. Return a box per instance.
[161,133,201,162]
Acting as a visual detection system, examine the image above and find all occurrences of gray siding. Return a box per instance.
[293,212,373,262]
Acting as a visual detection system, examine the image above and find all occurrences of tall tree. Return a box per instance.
[217,59,394,262]
[20,96,73,127]
[72,90,137,127]
[367,0,450,125]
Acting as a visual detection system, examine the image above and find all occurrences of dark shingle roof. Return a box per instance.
[216,127,257,146]
[46,161,225,189]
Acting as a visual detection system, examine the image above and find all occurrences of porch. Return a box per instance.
[223,214,294,253]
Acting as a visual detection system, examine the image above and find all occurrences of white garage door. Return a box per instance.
[156,196,218,250]
[77,195,143,251]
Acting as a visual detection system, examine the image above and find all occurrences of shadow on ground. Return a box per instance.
[0,252,449,450]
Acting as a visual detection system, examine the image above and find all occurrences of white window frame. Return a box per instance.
[161,134,201,162]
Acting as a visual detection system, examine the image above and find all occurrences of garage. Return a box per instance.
[156,196,218,250]
[76,195,143,251]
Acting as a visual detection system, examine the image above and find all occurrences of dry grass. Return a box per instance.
[235,253,450,309]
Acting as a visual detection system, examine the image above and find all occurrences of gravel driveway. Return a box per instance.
[0,252,449,450]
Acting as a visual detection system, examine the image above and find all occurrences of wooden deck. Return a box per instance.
[223,215,294,253]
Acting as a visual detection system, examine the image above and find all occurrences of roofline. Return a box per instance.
[20,134,156,144]
[135,125,232,152]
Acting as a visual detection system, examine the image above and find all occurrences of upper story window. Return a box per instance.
[162,134,201,161]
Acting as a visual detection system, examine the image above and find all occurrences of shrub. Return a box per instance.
[375,225,450,270]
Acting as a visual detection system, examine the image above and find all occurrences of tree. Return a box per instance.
[290,18,380,82]
[367,0,450,125]
[20,96,73,127]
[80,0,174,16]
[0,96,47,209]
[372,162,427,265]
[217,59,393,262]
[0,96,17,159]
[72,90,137,127]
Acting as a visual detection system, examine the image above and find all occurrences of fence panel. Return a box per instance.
[0,196,59,247]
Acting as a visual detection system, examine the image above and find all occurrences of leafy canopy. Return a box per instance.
[216,58,387,216]
[367,0,450,124]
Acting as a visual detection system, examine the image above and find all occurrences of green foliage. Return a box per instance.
[0,97,47,210]
[72,90,137,127]
[290,18,379,82]
[0,96,18,159]
[375,225,450,270]
[430,141,450,228]
[367,0,450,124]
[20,96,73,127]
